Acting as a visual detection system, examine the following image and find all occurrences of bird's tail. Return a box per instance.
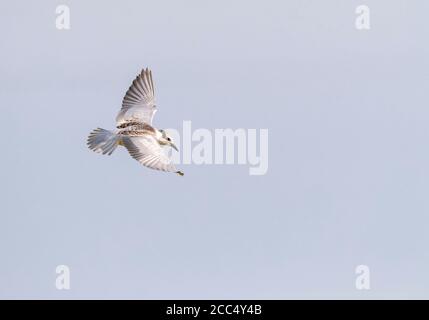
[87,128,120,155]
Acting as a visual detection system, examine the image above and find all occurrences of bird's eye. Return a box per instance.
[167,138,171,141]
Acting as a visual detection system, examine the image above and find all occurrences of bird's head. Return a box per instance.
[159,129,178,151]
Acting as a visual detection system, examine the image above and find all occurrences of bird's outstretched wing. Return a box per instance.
[116,68,156,126]
[121,135,177,172]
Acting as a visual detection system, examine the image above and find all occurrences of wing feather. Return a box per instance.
[121,135,177,173]
[116,68,157,126]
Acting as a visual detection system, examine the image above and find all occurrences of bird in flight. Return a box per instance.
[87,68,184,176]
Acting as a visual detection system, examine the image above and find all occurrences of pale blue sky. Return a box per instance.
[1,0,429,299]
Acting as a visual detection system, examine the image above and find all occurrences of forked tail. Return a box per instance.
[87,128,120,155]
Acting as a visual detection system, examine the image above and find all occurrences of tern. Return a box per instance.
[87,68,184,176]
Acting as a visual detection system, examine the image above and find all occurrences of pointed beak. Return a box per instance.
[170,143,178,152]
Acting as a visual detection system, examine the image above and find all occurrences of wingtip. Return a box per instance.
[176,171,184,176]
